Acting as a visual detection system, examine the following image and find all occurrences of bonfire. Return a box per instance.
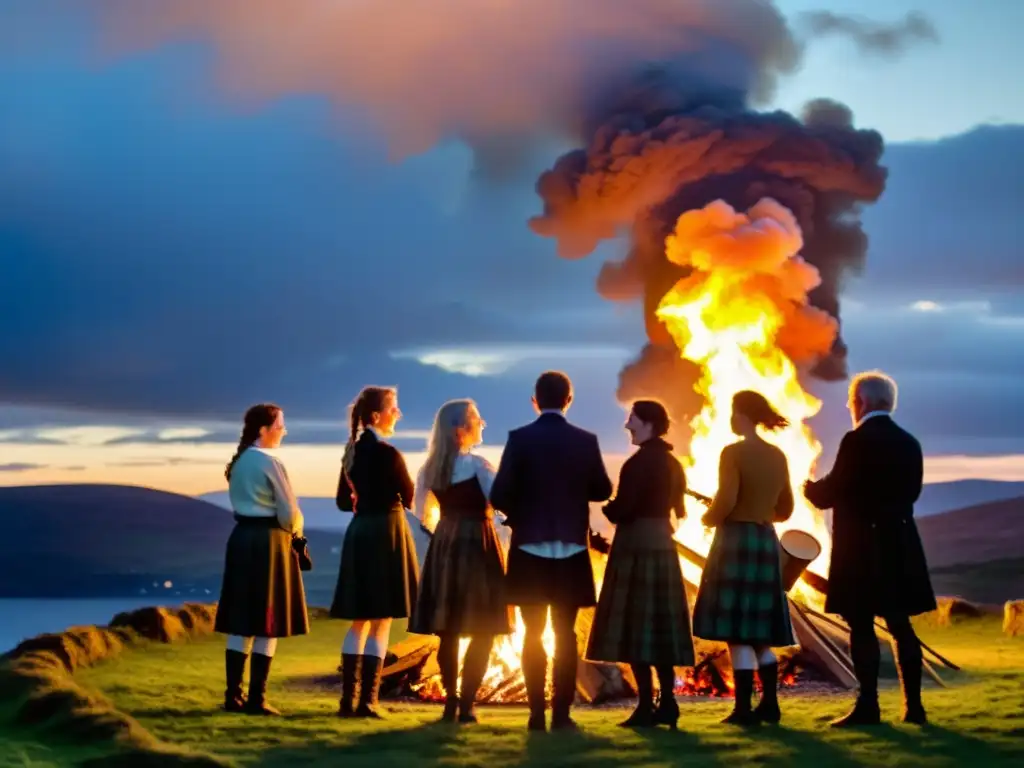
[380,199,954,705]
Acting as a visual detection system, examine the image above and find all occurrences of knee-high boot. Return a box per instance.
[722,669,757,726]
[831,623,882,728]
[437,635,460,723]
[895,635,927,724]
[355,655,386,719]
[243,653,280,716]
[753,662,781,723]
[458,636,492,723]
[224,649,248,712]
[653,665,680,728]
[337,653,360,717]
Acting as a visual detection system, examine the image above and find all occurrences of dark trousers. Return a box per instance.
[520,604,578,717]
[847,613,923,707]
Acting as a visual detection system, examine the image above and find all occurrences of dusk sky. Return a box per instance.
[1,0,1022,496]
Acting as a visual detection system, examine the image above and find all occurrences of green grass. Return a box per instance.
[0,613,995,766]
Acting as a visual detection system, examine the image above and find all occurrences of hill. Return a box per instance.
[0,484,429,606]
[915,480,1024,517]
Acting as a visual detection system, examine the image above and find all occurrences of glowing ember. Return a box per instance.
[656,198,835,597]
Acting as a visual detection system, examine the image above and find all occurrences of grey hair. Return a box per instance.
[849,370,898,412]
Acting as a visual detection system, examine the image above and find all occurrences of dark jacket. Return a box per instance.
[490,412,613,547]
[804,414,936,618]
[336,430,414,515]
[603,438,686,527]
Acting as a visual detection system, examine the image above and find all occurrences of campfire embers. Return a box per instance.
[379,613,816,706]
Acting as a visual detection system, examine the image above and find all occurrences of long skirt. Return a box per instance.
[586,518,695,666]
[330,509,420,620]
[409,514,514,636]
[692,521,795,647]
[214,517,309,638]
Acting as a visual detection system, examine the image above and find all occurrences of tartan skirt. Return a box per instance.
[330,509,420,620]
[692,521,795,647]
[214,517,310,638]
[408,514,514,637]
[586,518,695,666]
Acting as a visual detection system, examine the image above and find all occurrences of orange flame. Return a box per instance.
[656,198,834,594]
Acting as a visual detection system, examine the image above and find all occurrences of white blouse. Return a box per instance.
[413,452,497,522]
[228,446,304,535]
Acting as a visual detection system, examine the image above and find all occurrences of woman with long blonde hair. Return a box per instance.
[409,399,513,724]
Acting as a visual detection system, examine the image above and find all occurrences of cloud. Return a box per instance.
[799,11,939,58]
[0,463,45,473]
[0,3,1019,451]
[155,427,212,441]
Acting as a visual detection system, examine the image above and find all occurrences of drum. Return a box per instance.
[778,529,822,592]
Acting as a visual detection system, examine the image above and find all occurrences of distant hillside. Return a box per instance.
[917,495,1024,569]
[916,480,1024,517]
[0,484,427,606]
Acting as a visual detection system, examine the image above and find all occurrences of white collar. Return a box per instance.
[856,410,891,429]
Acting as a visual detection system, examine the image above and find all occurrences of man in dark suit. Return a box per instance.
[490,371,613,732]
[804,370,936,727]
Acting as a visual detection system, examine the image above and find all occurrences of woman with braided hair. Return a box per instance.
[214,403,309,716]
[331,386,420,719]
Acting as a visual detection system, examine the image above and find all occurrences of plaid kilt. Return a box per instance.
[692,521,795,647]
[586,518,695,666]
[409,514,514,637]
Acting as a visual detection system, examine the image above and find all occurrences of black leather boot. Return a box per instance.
[722,669,758,726]
[652,665,680,729]
[224,649,248,712]
[337,653,360,718]
[438,635,460,723]
[550,651,579,731]
[831,628,882,728]
[458,636,492,724]
[896,637,927,725]
[620,664,655,728]
[354,655,386,719]
[243,653,280,716]
[753,662,781,723]
[522,648,547,732]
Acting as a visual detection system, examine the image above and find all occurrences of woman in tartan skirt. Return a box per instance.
[692,390,796,726]
[586,400,695,729]
[331,386,420,719]
[409,399,513,724]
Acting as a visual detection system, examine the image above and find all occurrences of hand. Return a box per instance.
[700,513,714,528]
[588,529,612,555]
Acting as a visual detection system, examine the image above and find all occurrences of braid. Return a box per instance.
[225,403,281,482]
[342,393,366,474]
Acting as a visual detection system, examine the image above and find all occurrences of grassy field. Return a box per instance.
[2,611,1020,768]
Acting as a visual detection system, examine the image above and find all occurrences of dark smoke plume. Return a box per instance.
[801,11,939,58]
[531,84,886,446]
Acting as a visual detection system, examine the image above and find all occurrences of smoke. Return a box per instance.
[86,0,901,444]
[800,11,939,58]
[93,0,802,172]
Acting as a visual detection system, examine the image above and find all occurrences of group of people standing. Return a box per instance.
[213,368,936,732]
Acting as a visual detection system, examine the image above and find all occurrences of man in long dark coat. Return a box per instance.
[804,370,936,727]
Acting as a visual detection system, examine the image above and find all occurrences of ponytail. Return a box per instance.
[732,390,789,432]
[342,386,396,474]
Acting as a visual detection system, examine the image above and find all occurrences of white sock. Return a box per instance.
[729,644,757,671]
[363,619,392,659]
[227,635,253,654]
[252,637,278,657]
[342,621,370,655]
[757,647,777,666]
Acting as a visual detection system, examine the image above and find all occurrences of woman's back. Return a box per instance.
[711,439,792,525]
[338,430,414,513]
